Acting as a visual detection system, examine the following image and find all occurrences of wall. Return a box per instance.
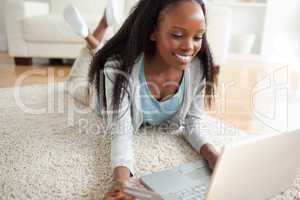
[1,0,300,59]
[262,0,300,62]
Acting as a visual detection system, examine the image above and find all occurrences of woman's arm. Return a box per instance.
[183,116,220,170]
[113,166,131,183]
[103,66,135,180]
[102,63,135,199]
[182,82,220,170]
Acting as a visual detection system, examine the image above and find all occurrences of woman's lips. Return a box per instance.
[173,52,193,63]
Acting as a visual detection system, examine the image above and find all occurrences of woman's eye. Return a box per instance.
[171,33,183,38]
[194,36,203,41]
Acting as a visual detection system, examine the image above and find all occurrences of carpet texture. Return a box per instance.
[0,83,299,200]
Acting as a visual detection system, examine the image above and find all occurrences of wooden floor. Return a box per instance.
[1,52,299,134]
[209,59,300,134]
[0,53,71,87]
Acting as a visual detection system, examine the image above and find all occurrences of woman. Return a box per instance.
[88,0,220,199]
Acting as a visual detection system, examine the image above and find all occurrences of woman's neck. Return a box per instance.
[143,53,185,101]
[144,53,183,77]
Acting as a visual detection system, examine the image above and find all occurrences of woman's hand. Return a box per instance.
[104,166,134,200]
[206,151,219,170]
[200,143,220,170]
[104,181,135,200]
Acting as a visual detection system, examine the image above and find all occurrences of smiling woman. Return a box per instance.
[88,0,219,199]
[144,1,207,101]
[147,0,206,71]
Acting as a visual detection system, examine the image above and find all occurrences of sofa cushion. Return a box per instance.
[49,0,106,14]
[22,14,101,43]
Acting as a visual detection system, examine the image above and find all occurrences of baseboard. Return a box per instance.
[0,33,8,52]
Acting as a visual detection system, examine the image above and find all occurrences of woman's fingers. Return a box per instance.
[104,180,136,200]
[104,186,135,200]
[105,191,135,200]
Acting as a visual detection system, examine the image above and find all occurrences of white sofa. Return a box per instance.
[5,0,107,64]
[5,0,231,66]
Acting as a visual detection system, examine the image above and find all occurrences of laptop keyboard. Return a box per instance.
[140,160,211,200]
[168,184,208,200]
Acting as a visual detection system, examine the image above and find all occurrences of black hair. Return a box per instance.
[89,0,218,118]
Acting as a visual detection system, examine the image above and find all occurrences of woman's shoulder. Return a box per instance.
[103,54,142,76]
[104,56,123,69]
[102,56,124,82]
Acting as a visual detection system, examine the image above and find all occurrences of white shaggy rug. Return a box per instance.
[0,83,299,200]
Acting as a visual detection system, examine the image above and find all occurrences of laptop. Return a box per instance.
[139,130,300,200]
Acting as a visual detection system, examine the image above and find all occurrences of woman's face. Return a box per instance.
[151,0,206,71]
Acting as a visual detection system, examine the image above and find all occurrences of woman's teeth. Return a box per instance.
[174,53,192,63]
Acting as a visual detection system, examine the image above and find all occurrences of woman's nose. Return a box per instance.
[180,39,194,52]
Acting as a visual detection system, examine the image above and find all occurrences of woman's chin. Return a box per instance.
[166,59,190,71]
[175,62,189,70]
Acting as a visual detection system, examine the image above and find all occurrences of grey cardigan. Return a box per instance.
[99,55,210,175]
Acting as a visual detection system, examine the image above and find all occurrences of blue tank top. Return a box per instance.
[139,57,185,125]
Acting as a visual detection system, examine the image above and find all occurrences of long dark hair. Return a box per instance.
[89,0,218,117]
